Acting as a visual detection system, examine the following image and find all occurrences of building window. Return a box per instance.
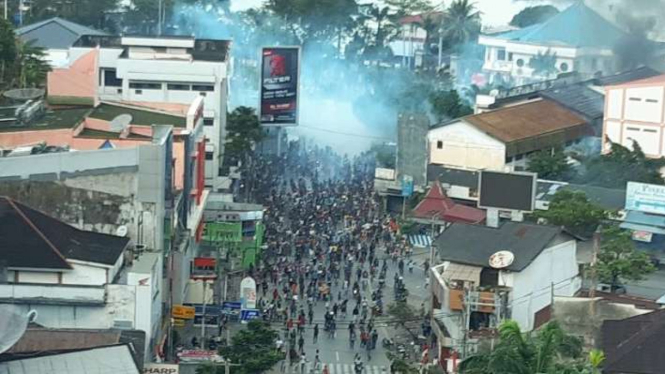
[497,49,506,61]
[129,81,161,90]
[192,84,214,92]
[167,83,190,91]
[436,140,443,149]
[629,97,642,102]
[135,90,142,95]
[516,59,524,67]
[644,129,657,133]
[565,140,573,147]
[560,62,569,72]
[103,69,122,87]
[205,151,214,160]
[505,156,513,163]
[515,154,524,161]
[508,52,513,61]
[626,127,640,131]
[590,58,597,70]
[646,99,658,103]
[204,118,214,126]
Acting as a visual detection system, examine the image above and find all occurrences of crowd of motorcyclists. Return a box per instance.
[239,141,429,373]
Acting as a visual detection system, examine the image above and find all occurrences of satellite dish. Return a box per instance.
[489,250,515,269]
[109,114,133,132]
[116,225,128,237]
[3,88,45,101]
[0,305,31,354]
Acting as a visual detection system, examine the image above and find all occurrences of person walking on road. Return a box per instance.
[313,324,319,343]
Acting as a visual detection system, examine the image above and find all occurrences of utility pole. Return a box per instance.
[157,0,163,36]
[589,229,601,317]
[4,0,7,20]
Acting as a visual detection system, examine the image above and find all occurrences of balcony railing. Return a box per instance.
[0,283,107,305]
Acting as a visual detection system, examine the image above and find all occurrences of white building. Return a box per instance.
[603,74,665,157]
[66,35,230,191]
[428,99,591,172]
[0,196,160,361]
[430,222,581,368]
[478,2,626,86]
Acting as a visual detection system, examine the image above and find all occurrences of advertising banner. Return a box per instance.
[240,277,257,309]
[626,181,665,215]
[172,305,195,320]
[260,47,300,126]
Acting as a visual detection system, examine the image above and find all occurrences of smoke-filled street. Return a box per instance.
[241,144,433,374]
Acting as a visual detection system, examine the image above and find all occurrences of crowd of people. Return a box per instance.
[239,142,429,373]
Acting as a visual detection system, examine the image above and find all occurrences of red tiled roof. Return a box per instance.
[412,182,485,224]
[399,11,444,25]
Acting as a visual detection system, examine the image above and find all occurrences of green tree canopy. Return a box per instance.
[217,320,284,374]
[510,5,559,28]
[0,18,17,89]
[225,106,265,163]
[593,225,656,291]
[440,0,481,51]
[534,190,609,238]
[459,320,584,374]
[529,49,558,76]
[527,148,572,181]
[429,89,473,121]
[266,0,358,42]
[576,141,665,188]
[15,40,50,88]
[27,0,118,30]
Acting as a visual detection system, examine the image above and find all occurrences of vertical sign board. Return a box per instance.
[401,175,414,197]
[259,47,300,126]
[626,182,665,215]
[240,277,257,309]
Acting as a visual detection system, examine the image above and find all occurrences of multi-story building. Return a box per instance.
[478,2,627,86]
[428,99,592,172]
[603,74,665,157]
[430,221,581,371]
[0,196,160,361]
[52,34,230,190]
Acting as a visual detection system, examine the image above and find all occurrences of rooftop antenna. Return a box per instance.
[109,114,133,133]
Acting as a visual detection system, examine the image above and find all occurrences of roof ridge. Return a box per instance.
[5,197,72,269]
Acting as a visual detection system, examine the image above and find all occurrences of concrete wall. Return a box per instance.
[397,113,429,187]
[603,84,665,157]
[552,296,653,348]
[428,121,506,171]
[505,239,580,331]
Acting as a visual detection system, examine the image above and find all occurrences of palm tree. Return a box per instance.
[459,320,584,374]
[440,0,481,50]
[529,49,558,77]
[15,40,50,88]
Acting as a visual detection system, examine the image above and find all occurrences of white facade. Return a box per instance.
[68,36,229,190]
[603,78,665,158]
[502,239,580,330]
[428,121,507,171]
[0,253,162,361]
[479,36,615,86]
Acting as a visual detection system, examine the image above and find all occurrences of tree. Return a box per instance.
[265,0,358,43]
[534,190,608,238]
[384,0,433,17]
[529,49,558,77]
[0,18,16,89]
[527,148,572,181]
[387,302,419,339]
[14,40,50,88]
[225,106,265,163]
[577,141,665,188]
[27,0,118,30]
[440,0,481,50]
[429,89,473,121]
[510,5,559,28]
[217,320,284,374]
[593,225,656,292]
[459,320,583,374]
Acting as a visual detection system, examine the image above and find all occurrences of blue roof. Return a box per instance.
[495,2,627,49]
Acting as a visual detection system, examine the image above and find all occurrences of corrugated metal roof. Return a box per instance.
[496,2,626,49]
[464,100,586,143]
[541,84,604,121]
[16,17,107,49]
[0,344,139,374]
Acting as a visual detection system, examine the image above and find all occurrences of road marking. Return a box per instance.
[336,351,340,361]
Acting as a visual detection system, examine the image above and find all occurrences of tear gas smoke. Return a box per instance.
[170,3,398,155]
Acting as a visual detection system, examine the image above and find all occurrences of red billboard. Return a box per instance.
[259,47,300,126]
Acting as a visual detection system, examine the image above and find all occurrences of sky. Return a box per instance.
[230,0,569,27]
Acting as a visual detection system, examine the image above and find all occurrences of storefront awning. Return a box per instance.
[442,263,482,285]
[620,210,665,235]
